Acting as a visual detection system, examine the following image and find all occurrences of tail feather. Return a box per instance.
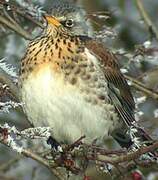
[113,124,157,161]
[127,125,157,161]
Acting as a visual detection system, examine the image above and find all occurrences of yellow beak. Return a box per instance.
[45,15,61,27]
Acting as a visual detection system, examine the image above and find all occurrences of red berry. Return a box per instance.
[132,171,142,180]
[83,176,91,180]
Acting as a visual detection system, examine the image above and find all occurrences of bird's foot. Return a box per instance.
[64,135,86,152]
[47,136,63,152]
[46,136,85,174]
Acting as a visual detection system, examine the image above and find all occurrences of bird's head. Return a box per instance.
[44,1,93,37]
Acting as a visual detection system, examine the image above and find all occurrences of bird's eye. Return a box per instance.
[65,19,74,28]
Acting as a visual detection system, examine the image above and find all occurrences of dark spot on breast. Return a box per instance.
[98,94,105,100]
[55,42,58,49]
[44,51,47,56]
[51,39,54,44]
[70,38,74,42]
[81,74,91,81]
[58,48,62,58]
[50,49,54,56]
[89,67,95,72]
[92,75,98,82]
[73,67,81,74]
[21,61,25,66]
[34,49,41,57]
[70,77,77,85]
[21,68,25,74]
[86,74,91,80]
[67,47,73,53]
[79,63,87,68]
[63,39,66,44]
[97,83,105,88]
[46,44,51,49]
[68,42,71,47]
[69,63,75,69]
[28,66,33,72]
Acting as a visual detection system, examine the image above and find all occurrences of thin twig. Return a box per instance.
[22,149,64,179]
[0,1,44,28]
[0,15,32,40]
[135,0,158,40]
[97,141,158,164]
[125,75,158,100]
[0,141,65,180]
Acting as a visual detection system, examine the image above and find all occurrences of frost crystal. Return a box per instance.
[0,124,23,153]
[21,127,51,139]
[135,110,144,121]
[0,58,17,78]
[120,68,128,74]
[0,101,23,113]
[143,41,151,48]
[135,96,146,104]
[154,109,158,118]
[0,124,52,153]
[95,26,117,39]
[7,135,23,153]
[128,125,142,150]
[127,80,132,86]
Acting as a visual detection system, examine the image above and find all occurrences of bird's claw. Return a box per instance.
[47,136,63,152]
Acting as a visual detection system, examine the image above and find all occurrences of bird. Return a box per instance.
[19,1,154,152]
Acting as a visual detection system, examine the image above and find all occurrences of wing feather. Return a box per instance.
[83,38,135,126]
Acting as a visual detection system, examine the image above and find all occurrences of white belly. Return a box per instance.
[21,66,117,143]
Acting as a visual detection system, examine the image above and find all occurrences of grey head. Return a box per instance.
[46,1,93,37]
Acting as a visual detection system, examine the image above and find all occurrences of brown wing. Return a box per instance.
[84,39,135,126]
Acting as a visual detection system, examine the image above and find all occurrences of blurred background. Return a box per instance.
[0,0,158,179]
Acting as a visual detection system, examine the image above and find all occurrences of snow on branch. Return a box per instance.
[0,58,17,78]
[0,123,158,179]
[0,101,22,113]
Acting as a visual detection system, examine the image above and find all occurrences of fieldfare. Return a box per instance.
[19,2,153,150]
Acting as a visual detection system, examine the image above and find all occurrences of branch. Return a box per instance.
[0,70,19,102]
[135,0,158,40]
[0,125,158,179]
[0,126,65,180]
[125,74,158,100]
[0,157,20,172]
[0,1,44,29]
[1,142,64,180]
[97,142,158,164]
[0,15,32,40]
